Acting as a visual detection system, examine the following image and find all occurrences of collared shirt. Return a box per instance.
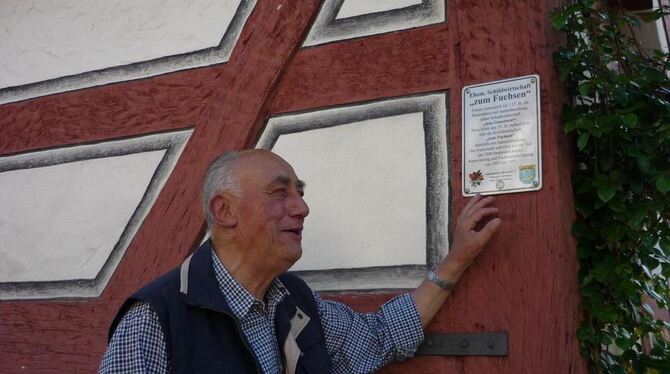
[100,250,424,373]
[211,250,287,373]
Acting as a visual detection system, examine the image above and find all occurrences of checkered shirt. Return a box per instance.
[209,250,288,373]
[100,250,424,373]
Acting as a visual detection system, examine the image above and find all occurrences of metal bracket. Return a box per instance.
[416,332,508,356]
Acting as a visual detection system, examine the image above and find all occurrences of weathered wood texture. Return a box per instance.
[0,0,586,373]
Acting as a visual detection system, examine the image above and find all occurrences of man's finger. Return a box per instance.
[476,217,502,243]
[467,207,499,227]
[469,196,496,216]
[461,194,483,217]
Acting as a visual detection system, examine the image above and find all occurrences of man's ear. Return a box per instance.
[210,194,238,228]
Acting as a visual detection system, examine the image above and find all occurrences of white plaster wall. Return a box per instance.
[303,0,444,47]
[272,113,427,271]
[0,0,240,89]
[0,150,165,282]
[0,129,191,299]
[336,0,422,19]
[258,93,449,290]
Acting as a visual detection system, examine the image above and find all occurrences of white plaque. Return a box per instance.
[462,75,542,196]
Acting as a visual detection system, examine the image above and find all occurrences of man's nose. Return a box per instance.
[288,194,310,218]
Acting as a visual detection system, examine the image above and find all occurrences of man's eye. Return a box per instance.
[273,190,288,198]
[298,190,305,197]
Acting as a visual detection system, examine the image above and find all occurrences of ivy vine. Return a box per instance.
[551,0,670,372]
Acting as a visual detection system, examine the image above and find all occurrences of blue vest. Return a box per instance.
[109,242,331,373]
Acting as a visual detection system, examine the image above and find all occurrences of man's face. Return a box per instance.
[231,152,309,269]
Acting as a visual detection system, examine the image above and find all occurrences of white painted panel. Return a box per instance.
[336,0,422,19]
[0,150,165,282]
[303,0,444,47]
[272,113,427,271]
[0,0,241,89]
[258,93,448,291]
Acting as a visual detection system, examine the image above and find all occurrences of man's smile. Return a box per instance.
[281,227,303,239]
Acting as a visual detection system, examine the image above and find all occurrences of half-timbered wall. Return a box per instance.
[0,1,596,372]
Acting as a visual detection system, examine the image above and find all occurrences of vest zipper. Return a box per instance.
[230,313,262,374]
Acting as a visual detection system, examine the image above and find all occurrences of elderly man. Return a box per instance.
[100,149,501,373]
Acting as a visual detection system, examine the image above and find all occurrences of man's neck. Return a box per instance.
[210,236,280,300]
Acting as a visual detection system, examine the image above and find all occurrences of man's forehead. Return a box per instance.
[236,150,305,187]
[238,149,288,166]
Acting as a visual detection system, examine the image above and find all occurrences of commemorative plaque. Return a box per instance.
[462,75,542,196]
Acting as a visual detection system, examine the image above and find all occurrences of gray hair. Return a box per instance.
[201,151,243,228]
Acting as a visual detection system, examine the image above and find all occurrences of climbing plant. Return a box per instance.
[551,0,670,372]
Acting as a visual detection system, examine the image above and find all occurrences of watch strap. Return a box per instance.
[426,270,457,291]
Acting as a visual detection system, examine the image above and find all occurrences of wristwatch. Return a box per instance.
[426,270,457,291]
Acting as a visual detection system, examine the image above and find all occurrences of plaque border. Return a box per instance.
[461,74,542,196]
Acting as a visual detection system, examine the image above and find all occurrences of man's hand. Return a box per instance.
[436,194,501,283]
[411,194,501,328]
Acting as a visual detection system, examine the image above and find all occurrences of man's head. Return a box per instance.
[202,150,310,269]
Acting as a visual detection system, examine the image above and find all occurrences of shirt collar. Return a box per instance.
[210,249,288,319]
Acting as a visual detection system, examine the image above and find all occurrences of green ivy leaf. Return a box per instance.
[577,132,590,150]
[558,64,571,82]
[627,206,647,228]
[577,324,595,341]
[622,113,638,126]
[592,262,614,283]
[592,174,609,188]
[638,10,664,22]
[597,186,616,202]
[578,81,594,96]
[572,220,590,238]
[551,11,569,30]
[575,199,595,217]
[589,124,603,138]
[659,238,670,254]
[613,89,630,106]
[575,117,589,130]
[640,255,659,272]
[605,225,624,243]
[600,154,614,172]
[636,155,650,170]
[577,241,594,259]
[609,365,626,374]
[608,195,626,212]
[656,173,670,194]
[582,276,595,289]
